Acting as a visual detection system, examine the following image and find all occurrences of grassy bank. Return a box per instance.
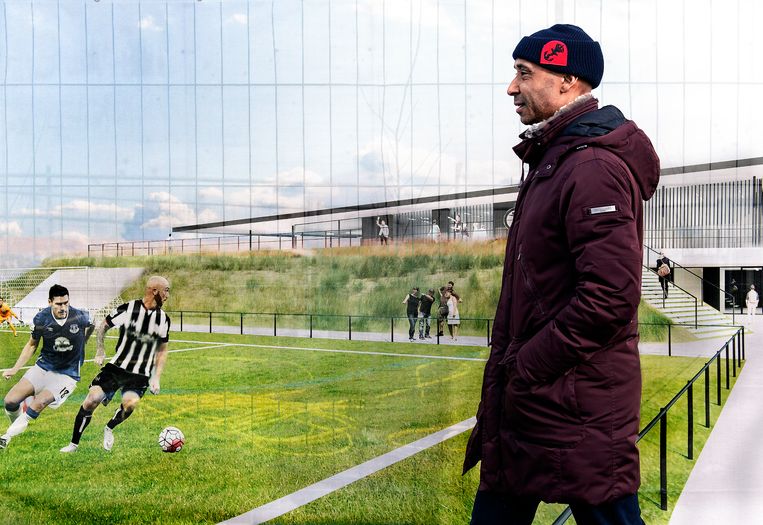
[46,241,671,340]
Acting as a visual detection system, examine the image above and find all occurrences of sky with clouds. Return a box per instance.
[1,0,762,265]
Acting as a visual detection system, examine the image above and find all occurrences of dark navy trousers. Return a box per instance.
[470,490,646,525]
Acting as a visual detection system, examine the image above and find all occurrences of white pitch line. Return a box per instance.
[4,343,233,373]
[3,337,484,375]
[169,337,487,363]
[217,417,477,525]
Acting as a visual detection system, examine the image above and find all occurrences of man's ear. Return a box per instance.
[559,74,579,93]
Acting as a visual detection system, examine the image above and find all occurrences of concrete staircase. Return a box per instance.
[641,267,739,340]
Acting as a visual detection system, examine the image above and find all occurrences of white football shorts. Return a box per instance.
[21,365,77,409]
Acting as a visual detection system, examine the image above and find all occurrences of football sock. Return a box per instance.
[4,410,36,439]
[106,404,133,430]
[71,406,93,445]
[4,402,21,423]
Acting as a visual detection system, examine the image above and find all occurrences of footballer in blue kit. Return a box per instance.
[0,284,94,449]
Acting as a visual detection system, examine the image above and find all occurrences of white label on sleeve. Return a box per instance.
[588,205,618,215]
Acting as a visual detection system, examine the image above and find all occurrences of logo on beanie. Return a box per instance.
[540,40,568,66]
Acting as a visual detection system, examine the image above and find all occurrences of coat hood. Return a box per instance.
[514,100,660,202]
[562,105,660,201]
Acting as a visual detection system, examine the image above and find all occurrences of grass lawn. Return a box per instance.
[0,330,738,524]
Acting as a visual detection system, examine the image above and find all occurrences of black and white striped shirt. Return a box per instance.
[106,300,171,377]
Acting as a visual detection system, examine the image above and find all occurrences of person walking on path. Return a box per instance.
[418,289,435,339]
[656,251,671,299]
[747,285,759,317]
[446,291,460,341]
[463,24,659,525]
[436,286,449,337]
[402,287,421,342]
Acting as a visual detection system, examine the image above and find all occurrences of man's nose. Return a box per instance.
[507,78,519,96]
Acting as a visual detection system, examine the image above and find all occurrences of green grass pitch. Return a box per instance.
[0,330,736,524]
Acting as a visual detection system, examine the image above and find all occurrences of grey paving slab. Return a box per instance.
[669,315,762,525]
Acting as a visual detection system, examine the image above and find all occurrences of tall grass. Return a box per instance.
[46,243,507,325]
[638,302,672,341]
[47,242,672,341]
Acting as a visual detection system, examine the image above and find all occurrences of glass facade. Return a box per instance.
[2,0,763,265]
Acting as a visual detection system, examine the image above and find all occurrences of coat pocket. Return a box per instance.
[504,367,584,448]
[517,248,546,316]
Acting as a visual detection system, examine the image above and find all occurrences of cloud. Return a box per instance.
[17,200,135,221]
[198,168,327,208]
[228,13,248,25]
[140,191,220,230]
[0,221,22,237]
[59,230,90,254]
[140,15,163,32]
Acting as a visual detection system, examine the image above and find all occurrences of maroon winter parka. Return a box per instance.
[463,97,660,505]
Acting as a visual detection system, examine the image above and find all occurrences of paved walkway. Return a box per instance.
[669,314,762,524]
[179,323,493,347]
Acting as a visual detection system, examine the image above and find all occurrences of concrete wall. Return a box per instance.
[674,267,704,303]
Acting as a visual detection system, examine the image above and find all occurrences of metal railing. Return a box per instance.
[643,264,700,328]
[166,309,729,359]
[167,309,494,346]
[644,244,737,323]
[552,326,745,524]
[88,234,299,257]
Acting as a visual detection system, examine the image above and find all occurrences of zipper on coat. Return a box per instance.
[517,245,545,315]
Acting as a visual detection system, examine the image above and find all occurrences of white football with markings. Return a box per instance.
[158,426,185,453]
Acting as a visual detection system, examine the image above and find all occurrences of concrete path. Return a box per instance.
[178,323,493,348]
[669,314,762,524]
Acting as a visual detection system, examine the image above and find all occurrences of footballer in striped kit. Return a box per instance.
[60,276,171,453]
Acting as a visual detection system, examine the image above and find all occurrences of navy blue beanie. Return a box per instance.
[512,24,604,88]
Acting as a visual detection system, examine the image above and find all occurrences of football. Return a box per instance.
[158,426,185,453]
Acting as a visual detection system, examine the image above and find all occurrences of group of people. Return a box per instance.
[658,254,760,317]
[375,214,482,244]
[0,276,171,454]
[402,281,462,342]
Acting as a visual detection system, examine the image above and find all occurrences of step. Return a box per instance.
[689,329,741,340]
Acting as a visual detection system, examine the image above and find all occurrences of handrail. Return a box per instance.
[642,264,700,328]
[644,244,737,323]
[553,326,745,523]
[164,306,738,355]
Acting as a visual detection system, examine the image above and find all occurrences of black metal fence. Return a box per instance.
[552,326,745,524]
[166,310,727,351]
[167,309,494,346]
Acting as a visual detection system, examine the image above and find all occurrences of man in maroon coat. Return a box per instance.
[463,24,660,525]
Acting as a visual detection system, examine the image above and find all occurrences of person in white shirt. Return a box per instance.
[431,220,441,243]
[746,284,759,317]
[376,217,390,245]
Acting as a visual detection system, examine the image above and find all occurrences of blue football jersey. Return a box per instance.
[31,306,93,381]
